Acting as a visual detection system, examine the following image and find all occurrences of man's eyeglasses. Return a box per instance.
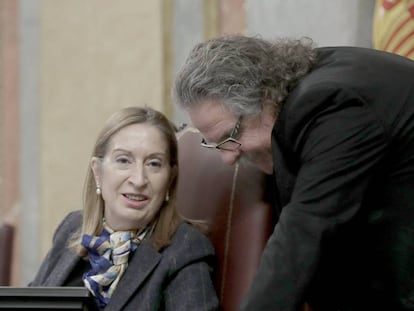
[200,116,242,151]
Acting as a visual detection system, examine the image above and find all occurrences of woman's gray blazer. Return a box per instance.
[30,211,219,311]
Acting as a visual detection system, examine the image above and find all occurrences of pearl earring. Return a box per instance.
[165,191,170,202]
[96,186,101,195]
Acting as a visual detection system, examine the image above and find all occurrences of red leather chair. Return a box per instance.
[0,222,14,286]
[176,127,274,311]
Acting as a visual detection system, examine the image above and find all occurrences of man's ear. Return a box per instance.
[91,157,102,186]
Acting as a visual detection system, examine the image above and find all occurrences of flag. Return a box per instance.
[373,0,414,60]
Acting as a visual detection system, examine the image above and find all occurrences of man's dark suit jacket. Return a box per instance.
[30,211,219,311]
[241,47,414,311]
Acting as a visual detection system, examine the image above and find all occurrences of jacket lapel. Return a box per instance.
[105,241,161,311]
[43,248,80,286]
[271,133,296,210]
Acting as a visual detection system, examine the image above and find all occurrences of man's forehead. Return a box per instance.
[188,100,237,141]
[189,100,234,129]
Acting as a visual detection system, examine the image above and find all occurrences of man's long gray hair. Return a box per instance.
[172,35,317,117]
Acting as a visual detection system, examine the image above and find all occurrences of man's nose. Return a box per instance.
[219,149,241,166]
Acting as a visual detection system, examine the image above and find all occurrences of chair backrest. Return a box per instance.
[176,128,274,311]
[0,222,14,286]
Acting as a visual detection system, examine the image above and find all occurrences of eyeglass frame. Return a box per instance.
[200,116,242,151]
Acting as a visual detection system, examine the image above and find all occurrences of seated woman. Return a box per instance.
[30,106,219,311]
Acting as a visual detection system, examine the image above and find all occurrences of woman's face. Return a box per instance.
[92,123,172,231]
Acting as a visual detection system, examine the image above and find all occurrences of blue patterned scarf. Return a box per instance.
[81,221,147,308]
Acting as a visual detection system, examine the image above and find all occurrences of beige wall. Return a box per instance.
[0,0,20,284]
[38,0,169,257]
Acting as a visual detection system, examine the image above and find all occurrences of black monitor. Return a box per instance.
[0,286,98,310]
